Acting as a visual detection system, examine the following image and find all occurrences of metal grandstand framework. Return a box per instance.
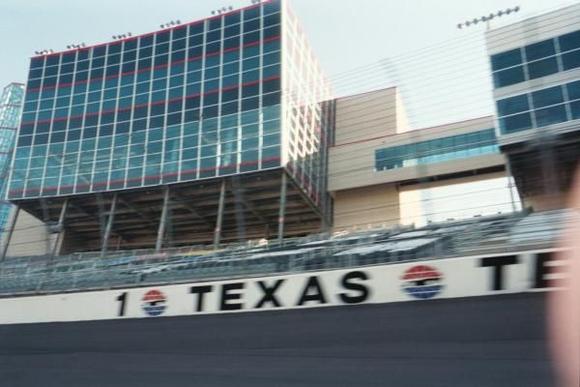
[12,169,325,254]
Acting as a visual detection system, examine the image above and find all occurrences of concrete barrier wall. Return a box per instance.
[0,249,565,325]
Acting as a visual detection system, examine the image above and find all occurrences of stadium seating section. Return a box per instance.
[0,209,572,296]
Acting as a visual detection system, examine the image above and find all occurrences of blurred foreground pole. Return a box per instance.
[550,168,580,387]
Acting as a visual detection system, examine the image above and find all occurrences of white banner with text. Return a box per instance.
[0,249,567,325]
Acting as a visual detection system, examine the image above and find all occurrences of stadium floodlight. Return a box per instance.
[457,5,520,30]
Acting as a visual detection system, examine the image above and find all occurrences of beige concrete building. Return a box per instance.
[329,88,507,230]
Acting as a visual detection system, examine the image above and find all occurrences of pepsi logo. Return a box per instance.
[401,265,444,300]
[142,289,167,317]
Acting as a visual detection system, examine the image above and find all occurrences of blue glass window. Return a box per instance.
[500,113,532,134]
[525,39,555,61]
[492,29,580,88]
[491,49,522,71]
[493,66,525,88]
[570,101,580,119]
[496,94,529,116]
[532,86,564,108]
[527,57,558,79]
[559,30,580,52]
[10,3,291,199]
[562,49,580,70]
[497,80,580,134]
[567,81,580,100]
[375,129,498,171]
[534,105,567,127]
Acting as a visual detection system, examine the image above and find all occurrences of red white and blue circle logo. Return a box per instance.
[401,265,444,300]
[142,289,167,317]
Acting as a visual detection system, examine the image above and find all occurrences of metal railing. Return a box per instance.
[0,209,572,297]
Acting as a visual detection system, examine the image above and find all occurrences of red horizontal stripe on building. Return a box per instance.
[21,75,280,126]
[27,35,280,93]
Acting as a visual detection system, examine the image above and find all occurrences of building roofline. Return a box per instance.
[32,0,275,59]
[487,1,580,36]
[335,86,398,102]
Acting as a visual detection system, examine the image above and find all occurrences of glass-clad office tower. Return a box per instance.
[0,83,24,232]
[6,0,332,253]
[486,2,580,211]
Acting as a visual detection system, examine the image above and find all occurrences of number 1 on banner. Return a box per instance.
[116,292,128,317]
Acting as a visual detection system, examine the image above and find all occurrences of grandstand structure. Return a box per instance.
[3,0,333,257]
[0,209,572,296]
[0,1,579,299]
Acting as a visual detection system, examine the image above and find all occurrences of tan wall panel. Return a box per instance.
[333,184,400,230]
[4,210,51,257]
[335,88,399,146]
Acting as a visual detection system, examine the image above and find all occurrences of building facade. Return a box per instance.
[0,83,24,231]
[4,0,332,255]
[327,88,507,230]
[486,3,580,210]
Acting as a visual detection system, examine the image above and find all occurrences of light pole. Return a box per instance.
[457,6,521,31]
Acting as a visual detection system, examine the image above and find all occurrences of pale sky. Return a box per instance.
[0,0,574,89]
